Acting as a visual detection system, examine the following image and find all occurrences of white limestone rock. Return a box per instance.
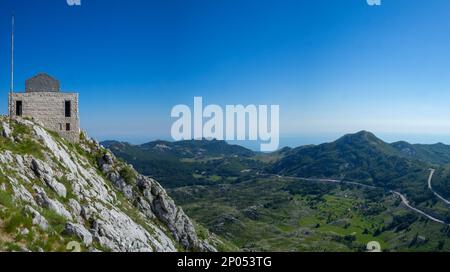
[65,222,93,246]
[9,177,37,206]
[25,206,49,231]
[33,186,73,220]
[1,121,12,139]
[90,203,176,252]
[31,158,67,198]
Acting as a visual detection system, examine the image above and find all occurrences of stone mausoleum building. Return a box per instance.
[8,73,80,142]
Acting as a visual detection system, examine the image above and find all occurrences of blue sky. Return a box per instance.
[1,0,450,148]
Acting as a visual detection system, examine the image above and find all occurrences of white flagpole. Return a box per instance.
[11,15,14,94]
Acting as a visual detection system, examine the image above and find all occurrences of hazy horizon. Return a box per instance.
[96,131,450,151]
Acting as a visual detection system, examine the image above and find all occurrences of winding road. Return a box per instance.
[275,173,450,226]
[427,168,450,205]
[390,191,447,225]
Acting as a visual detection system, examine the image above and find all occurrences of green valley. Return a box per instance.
[103,131,450,252]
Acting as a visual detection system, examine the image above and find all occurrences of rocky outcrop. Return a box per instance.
[0,117,215,252]
[64,222,93,246]
[33,185,73,220]
[31,158,67,198]
[96,143,215,252]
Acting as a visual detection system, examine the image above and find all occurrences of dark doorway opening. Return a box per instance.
[16,101,23,116]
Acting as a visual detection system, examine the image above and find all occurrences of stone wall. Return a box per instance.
[9,92,80,142]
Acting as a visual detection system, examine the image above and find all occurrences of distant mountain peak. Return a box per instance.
[336,130,383,145]
[353,130,378,138]
[355,130,374,135]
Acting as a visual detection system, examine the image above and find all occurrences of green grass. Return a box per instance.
[0,190,14,209]
[169,177,450,252]
[10,122,31,137]
[119,165,137,185]
[0,121,45,160]
[208,175,222,182]
[0,137,45,160]
[40,208,67,234]
[4,210,33,234]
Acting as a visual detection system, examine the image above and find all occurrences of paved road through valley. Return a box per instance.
[276,174,450,226]
[427,168,450,205]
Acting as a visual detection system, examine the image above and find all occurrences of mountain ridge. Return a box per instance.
[103,131,450,201]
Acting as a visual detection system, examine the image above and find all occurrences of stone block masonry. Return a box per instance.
[8,73,80,143]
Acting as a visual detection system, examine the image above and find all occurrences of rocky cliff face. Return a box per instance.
[0,117,215,252]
